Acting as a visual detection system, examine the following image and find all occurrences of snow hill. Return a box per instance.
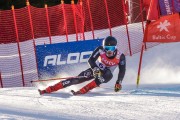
[0,42,180,120]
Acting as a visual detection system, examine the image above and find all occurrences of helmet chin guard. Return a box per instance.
[106,51,114,57]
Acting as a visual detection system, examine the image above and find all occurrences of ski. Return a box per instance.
[71,90,82,95]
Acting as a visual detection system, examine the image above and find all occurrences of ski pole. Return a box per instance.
[30,76,86,83]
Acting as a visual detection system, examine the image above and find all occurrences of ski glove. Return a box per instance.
[114,83,122,92]
[93,67,101,78]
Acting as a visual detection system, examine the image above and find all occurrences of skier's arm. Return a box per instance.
[88,46,103,69]
[116,53,126,83]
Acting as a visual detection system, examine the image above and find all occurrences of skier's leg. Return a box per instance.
[39,68,94,94]
[38,81,63,95]
[71,80,98,95]
[71,69,113,95]
[62,68,94,88]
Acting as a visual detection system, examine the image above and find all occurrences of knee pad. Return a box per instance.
[102,69,113,83]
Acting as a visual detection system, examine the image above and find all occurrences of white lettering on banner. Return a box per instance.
[164,0,173,15]
[67,53,80,64]
[80,51,93,62]
[166,34,176,40]
[57,54,66,65]
[43,51,93,67]
[43,55,57,67]
[152,34,176,40]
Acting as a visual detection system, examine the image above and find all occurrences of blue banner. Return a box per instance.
[159,0,180,15]
[36,39,103,79]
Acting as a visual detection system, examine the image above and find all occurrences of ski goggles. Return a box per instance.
[104,46,116,51]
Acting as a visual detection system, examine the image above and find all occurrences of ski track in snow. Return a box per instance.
[0,85,180,120]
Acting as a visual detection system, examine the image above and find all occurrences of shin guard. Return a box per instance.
[45,82,63,93]
[79,80,97,94]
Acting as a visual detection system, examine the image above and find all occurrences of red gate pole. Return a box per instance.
[139,0,147,50]
[71,0,78,41]
[80,0,85,40]
[26,0,39,81]
[61,0,69,42]
[0,71,3,88]
[136,18,151,87]
[87,0,94,39]
[122,0,132,56]
[45,4,52,44]
[12,5,25,87]
[136,42,145,87]
[139,0,145,33]
[104,0,112,36]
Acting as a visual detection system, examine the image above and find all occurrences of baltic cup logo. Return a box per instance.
[152,19,176,40]
[157,20,170,32]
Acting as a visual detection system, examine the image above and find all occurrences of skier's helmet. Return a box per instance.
[102,36,117,57]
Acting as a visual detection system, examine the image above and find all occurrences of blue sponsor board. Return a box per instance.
[159,0,180,15]
[36,39,103,79]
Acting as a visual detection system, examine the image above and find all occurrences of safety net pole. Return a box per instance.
[104,0,112,36]
[45,4,52,44]
[80,0,85,40]
[87,0,94,39]
[12,5,25,87]
[61,0,69,42]
[27,0,39,78]
[71,0,78,41]
[0,71,3,88]
[123,0,132,56]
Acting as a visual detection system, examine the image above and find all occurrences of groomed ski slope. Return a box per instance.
[0,42,180,120]
[0,84,180,120]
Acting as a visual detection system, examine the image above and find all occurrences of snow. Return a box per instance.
[0,42,180,120]
[0,84,180,120]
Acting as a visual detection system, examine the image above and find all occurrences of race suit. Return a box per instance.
[44,46,126,94]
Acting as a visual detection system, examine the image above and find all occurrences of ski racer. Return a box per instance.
[38,36,126,95]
